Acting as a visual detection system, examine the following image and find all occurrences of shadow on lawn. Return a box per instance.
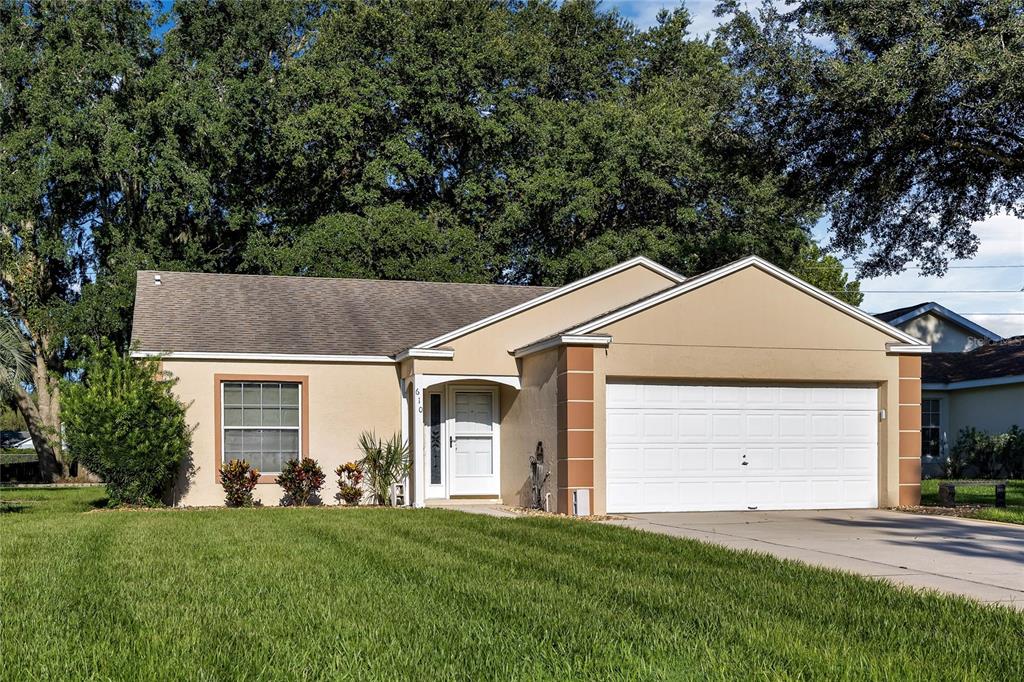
[0,502,28,514]
[817,514,1024,565]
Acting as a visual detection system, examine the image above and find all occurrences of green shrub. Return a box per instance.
[946,426,1024,479]
[62,344,192,506]
[335,461,363,505]
[276,457,325,506]
[220,459,260,507]
[357,431,409,506]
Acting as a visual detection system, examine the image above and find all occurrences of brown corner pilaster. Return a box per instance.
[897,355,922,506]
[557,346,595,515]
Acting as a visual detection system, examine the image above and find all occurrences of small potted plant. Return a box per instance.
[336,461,364,506]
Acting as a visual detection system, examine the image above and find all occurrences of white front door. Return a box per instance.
[448,388,500,496]
[606,383,879,513]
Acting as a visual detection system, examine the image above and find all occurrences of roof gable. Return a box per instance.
[413,257,684,351]
[569,256,925,347]
[875,302,1001,343]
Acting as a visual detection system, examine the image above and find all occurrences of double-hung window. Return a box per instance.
[922,398,942,458]
[222,381,301,474]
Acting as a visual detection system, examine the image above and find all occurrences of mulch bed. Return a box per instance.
[899,504,993,519]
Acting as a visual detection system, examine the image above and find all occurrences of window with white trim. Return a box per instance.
[222,381,300,474]
[922,398,941,458]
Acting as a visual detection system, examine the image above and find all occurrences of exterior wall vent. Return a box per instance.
[572,489,590,516]
[153,274,162,286]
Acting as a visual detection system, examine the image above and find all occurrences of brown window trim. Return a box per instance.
[213,374,310,485]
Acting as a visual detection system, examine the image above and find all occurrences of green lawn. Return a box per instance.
[2,489,1023,680]
[921,479,1024,525]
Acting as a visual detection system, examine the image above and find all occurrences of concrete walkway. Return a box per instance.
[609,510,1024,610]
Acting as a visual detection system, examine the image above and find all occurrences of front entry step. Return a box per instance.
[425,497,503,507]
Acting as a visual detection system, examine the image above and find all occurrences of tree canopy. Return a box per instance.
[720,0,1024,277]
[2,0,867,475]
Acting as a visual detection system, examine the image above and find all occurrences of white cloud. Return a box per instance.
[814,214,1024,338]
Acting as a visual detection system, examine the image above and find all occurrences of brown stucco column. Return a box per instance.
[557,346,595,515]
[898,356,922,506]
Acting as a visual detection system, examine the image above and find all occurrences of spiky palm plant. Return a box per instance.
[0,317,30,402]
[357,431,410,506]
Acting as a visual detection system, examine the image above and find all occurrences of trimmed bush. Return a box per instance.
[946,426,1024,479]
[357,431,409,506]
[220,459,260,507]
[276,457,325,506]
[336,461,363,505]
[63,344,192,506]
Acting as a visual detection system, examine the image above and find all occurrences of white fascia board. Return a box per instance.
[418,374,522,391]
[886,303,1002,342]
[131,350,395,363]
[415,256,684,350]
[569,256,927,347]
[885,343,932,355]
[922,375,1024,391]
[512,334,613,358]
[393,348,456,361]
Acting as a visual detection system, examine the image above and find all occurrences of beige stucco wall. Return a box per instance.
[896,312,987,352]
[589,266,907,513]
[947,384,1024,437]
[413,263,676,376]
[163,359,402,506]
[499,349,560,507]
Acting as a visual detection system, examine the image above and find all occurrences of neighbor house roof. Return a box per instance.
[874,302,1001,342]
[131,271,554,358]
[923,336,1024,385]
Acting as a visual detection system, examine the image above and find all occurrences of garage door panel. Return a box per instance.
[606,382,878,513]
[606,446,641,474]
[678,414,710,439]
[712,413,742,439]
[606,411,642,441]
[678,447,711,471]
[843,413,876,438]
[643,413,676,439]
[643,447,676,473]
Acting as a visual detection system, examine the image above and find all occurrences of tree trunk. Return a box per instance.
[12,385,65,481]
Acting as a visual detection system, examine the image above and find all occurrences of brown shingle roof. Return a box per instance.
[923,336,1024,384]
[131,271,554,357]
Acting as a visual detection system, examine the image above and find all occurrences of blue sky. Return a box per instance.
[610,0,1024,337]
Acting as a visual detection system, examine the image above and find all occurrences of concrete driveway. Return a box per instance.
[611,510,1024,610]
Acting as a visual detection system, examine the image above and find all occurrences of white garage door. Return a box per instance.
[606,383,878,513]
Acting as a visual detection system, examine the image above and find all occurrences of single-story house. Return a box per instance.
[875,302,1022,475]
[131,256,929,513]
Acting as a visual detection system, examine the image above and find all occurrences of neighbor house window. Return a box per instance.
[222,381,301,474]
[922,399,941,458]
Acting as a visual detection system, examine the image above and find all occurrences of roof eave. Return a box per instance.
[512,334,613,358]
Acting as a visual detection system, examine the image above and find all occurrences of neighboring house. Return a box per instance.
[875,301,1000,352]
[875,302,1022,476]
[132,256,929,513]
